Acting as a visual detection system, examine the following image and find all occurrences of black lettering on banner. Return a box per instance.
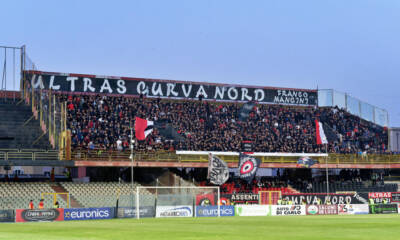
[25,71,317,106]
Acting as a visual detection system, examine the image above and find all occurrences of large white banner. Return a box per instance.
[156,206,193,218]
[338,204,369,215]
[271,205,306,216]
[235,205,271,216]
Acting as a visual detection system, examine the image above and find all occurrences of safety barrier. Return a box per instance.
[0,149,59,161]
[62,149,400,165]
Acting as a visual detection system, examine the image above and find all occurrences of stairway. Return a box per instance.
[0,101,51,149]
[50,183,82,208]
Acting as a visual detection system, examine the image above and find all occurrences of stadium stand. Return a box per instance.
[295,181,398,193]
[60,182,152,208]
[62,94,388,154]
[0,182,67,209]
[0,101,50,149]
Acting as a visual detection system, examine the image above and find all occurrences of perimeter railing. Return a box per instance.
[60,149,400,164]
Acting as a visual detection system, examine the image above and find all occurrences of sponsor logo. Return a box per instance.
[369,204,398,214]
[196,206,235,217]
[22,209,60,221]
[306,205,338,215]
[235,205,270,216]
[117,207,155,218]
[159,207,192,217]
[307,205,319,215]
[338,204,369,215]
[275,206,303,215]
[0,210,14,222]
[64,208,112,220]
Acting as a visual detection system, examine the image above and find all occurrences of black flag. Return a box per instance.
[238,153,260,183]
[207,153,229,185]
[156,124,185,142]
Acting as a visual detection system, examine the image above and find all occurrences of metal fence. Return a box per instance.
[318,89,388,127]
[0,46,24,101]
[61,149,400,165]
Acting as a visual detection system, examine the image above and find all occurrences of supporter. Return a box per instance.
[38,199,44,209]
[62,94,388,154]
[29,200,34,209]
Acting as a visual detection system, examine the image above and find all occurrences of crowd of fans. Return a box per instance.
[61,94,388,154]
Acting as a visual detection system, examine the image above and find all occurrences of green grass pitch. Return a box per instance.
[1,215,400,240]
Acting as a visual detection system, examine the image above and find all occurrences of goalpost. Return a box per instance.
[41,192,70,208]
[135,186,220,219]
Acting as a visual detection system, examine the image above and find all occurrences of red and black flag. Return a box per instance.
[315,119,338,145]
[134,117,184,141]
[238,153,260,183]
[135,117,154,140]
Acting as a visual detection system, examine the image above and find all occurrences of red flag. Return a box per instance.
[135,117,154,140]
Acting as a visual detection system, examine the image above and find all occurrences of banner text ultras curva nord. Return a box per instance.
[25,71,318,106]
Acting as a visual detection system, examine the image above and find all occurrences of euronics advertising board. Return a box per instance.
[117,207,155,218]
[16,209,64,222]
[306,205,338,215]
[338,204,369,215]
[156,206,193,218]
[271,205,306,216]
[195,206,235,217]
[64,208,115,221]
[235,205,271,216]
[0,210,15,222]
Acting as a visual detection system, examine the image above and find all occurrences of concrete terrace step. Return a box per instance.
[51,184,82,208]
[0,102,52,150]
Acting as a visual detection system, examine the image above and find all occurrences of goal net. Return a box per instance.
[258,191,281,205]
[134,186,220,219]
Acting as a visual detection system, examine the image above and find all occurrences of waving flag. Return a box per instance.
[135,117,154,140]
[315,119,338,145]
[208,153,229,185]
[238,153,260,183]
[135,117,184,141]
[238,101,256,121]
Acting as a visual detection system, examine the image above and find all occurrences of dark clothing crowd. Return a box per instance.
[61,94,388,154]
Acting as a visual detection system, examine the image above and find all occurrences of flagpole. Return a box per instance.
[130,123,135,208]
[325,143,329,198]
